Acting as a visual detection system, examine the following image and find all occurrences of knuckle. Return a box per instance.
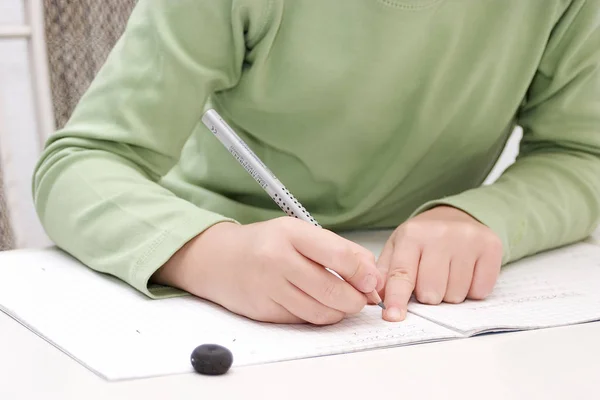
[323,281,340,301]
[253,243,280,266]
[388,268,416,287]
[460,223,479,238]
[431,223,450,238]
[334,244,355,264]
[275,215,298,231]
[362,251,377,266]
[332,245,358,273]
[369,252,377,264]
[484,233,503,254]
[402,221,427,239]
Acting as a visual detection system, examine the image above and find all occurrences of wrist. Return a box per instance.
[150,222,240,291]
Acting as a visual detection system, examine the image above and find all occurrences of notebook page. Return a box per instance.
[407,242,600,335]
[0,248,460,381]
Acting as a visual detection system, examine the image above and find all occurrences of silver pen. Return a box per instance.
[201,109,385,310]
[201,109,320,227]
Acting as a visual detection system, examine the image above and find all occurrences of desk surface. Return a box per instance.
[2,228,600,400]
[2,310,599,400]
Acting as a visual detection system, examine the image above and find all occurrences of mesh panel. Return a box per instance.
[0,159,15,251]
[43,0,137,128]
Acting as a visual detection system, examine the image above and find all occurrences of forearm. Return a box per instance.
[33,143,235,298]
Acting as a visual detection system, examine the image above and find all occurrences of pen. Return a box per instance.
[201,109,385,310]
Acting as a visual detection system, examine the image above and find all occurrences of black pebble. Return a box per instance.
[191,344,233,375]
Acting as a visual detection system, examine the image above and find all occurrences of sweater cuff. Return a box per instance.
[130,211,238,299]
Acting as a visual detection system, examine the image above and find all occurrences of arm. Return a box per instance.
[32,0,269,297]
[411,0,600,264]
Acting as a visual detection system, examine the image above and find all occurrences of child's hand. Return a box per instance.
[377,206,503,322]
[153,217,383,325]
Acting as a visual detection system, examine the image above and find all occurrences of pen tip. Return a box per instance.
[378,301,386,310]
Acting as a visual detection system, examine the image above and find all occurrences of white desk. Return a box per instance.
[2,310,599,400]
[2,228,600,400]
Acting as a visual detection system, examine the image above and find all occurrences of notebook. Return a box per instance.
[1,230,599,381]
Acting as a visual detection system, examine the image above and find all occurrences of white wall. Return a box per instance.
[0,0,521,250]
[485,127,521,185]
[0,0,52,248]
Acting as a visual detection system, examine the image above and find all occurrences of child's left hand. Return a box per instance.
[376,206,503,322]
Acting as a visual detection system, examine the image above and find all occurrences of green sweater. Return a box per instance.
[33,0,600,298]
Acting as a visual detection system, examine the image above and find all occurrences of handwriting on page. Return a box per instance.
[407,243,600,335]
[265,309,455,355]
[466,280,583,311]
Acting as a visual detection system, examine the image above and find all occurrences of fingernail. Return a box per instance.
[362,274,377,292]
[385,307,404,322]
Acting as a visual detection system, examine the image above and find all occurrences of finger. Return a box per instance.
[361,252,385,305]
[359,252,385,295]
[344,238,378,264]
[468,242,502,300]
[224,291,305,324]
[285,254,367,314]
[443,256,476,304]
[290,226,380,294]
[272,280,345,325]
[256,301,306,324]
[414,247,451,305]
[340,240,385,298]
[375,238,394,297]
[383,238,421,322]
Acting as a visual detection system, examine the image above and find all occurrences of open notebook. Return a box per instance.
[1,230,600,381]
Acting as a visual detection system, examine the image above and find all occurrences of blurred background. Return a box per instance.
[0,0,522,251]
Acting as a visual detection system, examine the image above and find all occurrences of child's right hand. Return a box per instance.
[152,217,383,325]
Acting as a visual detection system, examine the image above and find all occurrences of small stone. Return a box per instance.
[190,344,233,375]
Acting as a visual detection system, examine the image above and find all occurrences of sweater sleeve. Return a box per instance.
[411,0,600,264]
[32,0,269,298]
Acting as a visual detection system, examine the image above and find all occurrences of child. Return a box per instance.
[32,0,600,324]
